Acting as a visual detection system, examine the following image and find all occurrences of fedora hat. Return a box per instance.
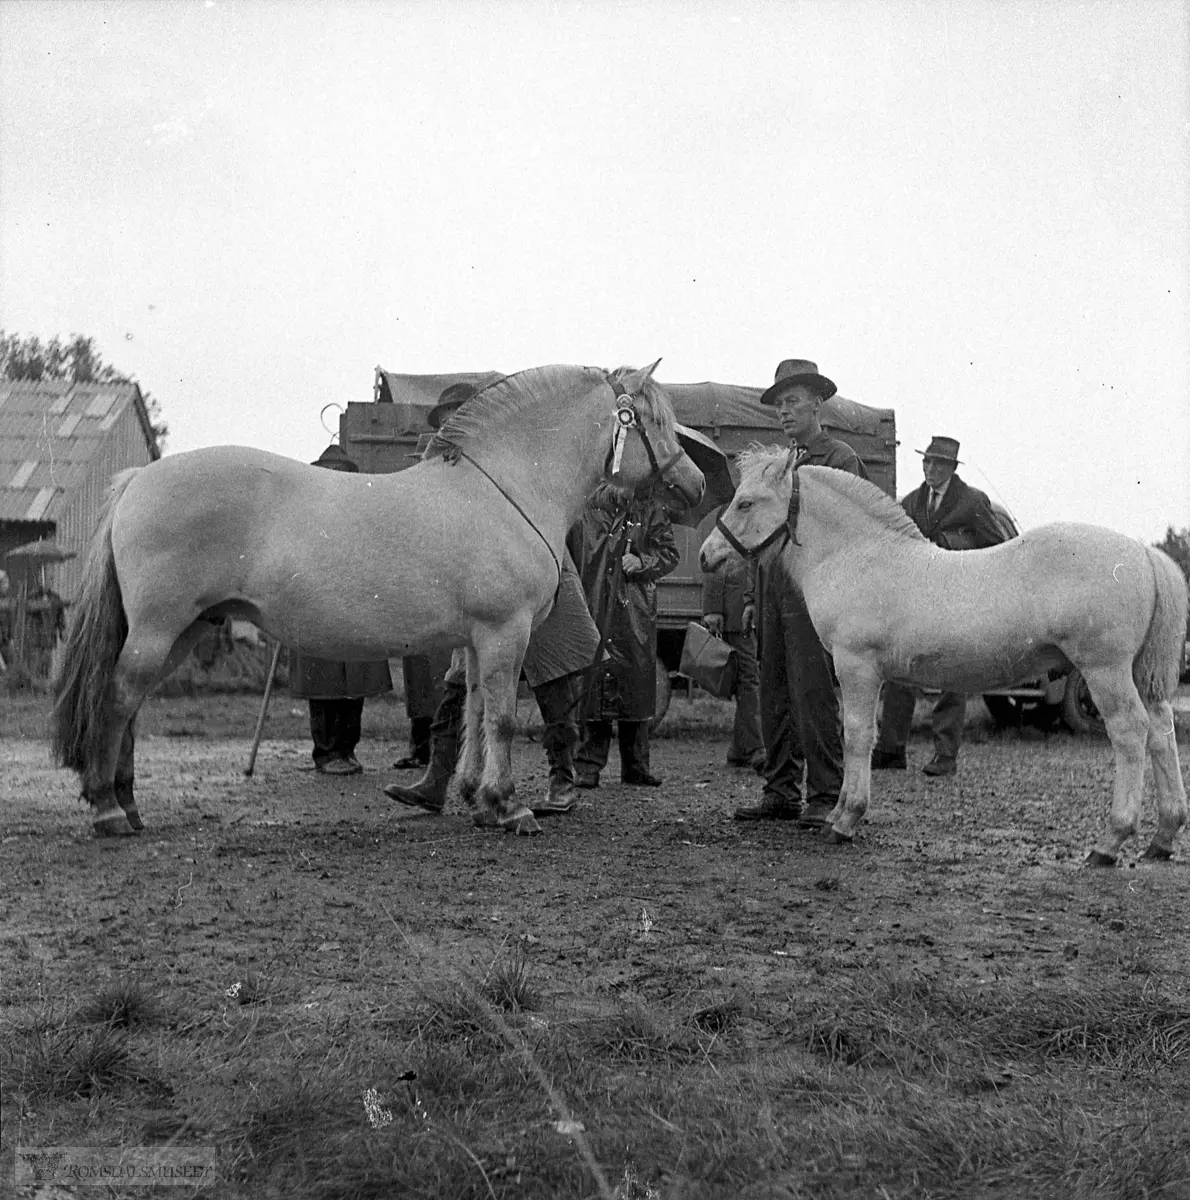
[759,358,838,407]
[427,373,506,430]
[427,381,479,430]
[916,435,962,464]
[311,442,359,472]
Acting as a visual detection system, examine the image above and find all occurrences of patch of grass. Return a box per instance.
[77,977,163,1029]
[480,943,541,1013]
[3,1007,139,1099]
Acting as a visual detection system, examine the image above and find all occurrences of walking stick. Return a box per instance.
[244,640,284,777]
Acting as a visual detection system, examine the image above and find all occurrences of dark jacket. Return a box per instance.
[568,489,679,720]
[902,474,1006,550]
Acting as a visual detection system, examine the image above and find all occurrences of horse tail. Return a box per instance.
[49,469,138,772]
[1133,545,1189,704]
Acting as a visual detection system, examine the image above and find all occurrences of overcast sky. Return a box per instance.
[1,0,1186,542]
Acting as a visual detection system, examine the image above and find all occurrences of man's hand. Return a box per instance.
[621,552,644,576]
[702,613,724,637]
[741,603,756,638]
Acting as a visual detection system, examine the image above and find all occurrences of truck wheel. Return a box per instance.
[651,657,672,729]
[1062,669,1106,736]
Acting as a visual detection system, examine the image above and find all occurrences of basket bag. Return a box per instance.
[678,621,738,700]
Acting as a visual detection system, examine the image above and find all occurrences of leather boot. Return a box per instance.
[533,675,578,815]
[383,679,464,813]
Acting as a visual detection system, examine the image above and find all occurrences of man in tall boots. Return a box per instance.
[871,435,1011,776]
[382,379,600,817]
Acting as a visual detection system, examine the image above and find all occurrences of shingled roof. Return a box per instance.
[0,379,160,523]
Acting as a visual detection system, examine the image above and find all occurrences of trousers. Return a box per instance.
[308,698,364,764]
[876,684,967,762]
[757,568,843,805]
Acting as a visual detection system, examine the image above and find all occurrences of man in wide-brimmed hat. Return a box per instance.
[734,359,868,830]
[871,434,1009,777]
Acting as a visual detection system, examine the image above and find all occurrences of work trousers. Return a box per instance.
[576,719,651,779]
[876,684,967,763]
[757,572,843,805]
[725,630,762,762]
[308,698,364,765]
[431,670,579,783]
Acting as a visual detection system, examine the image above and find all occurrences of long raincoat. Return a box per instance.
[568,488,679,721]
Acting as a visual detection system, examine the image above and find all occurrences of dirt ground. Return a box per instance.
[3,691,1189,995]
[2,690,1189,1196]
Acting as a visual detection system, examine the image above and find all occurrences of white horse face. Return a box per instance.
[699,450,794,571]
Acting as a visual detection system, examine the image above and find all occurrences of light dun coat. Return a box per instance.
[52,362,704,838]
[700,449,1187,865]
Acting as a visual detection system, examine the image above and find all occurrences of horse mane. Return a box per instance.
[426,363,676,462]
[801,465,926,542]
[426,364,606,462]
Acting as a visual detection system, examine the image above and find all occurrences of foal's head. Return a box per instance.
[699,445,795,572]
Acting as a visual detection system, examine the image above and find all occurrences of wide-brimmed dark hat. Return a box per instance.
[311,443,359,472]
[759,358,838,406]
[427,373,506,430]
[916,435,962,464]
[427,382,480,430]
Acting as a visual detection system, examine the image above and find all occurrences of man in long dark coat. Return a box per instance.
[734,358,868,829]
[871,435,1010,776]
[289,444,393,775]
[569,480,680,788]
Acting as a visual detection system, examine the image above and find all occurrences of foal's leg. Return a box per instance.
[826,654,883,843]
[1141,698,1187,860]
[1083,666,1150,866]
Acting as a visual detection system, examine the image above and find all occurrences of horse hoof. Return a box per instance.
[501,808,542,837]
[1085,849,1118,868]
[470,807,501,829]
[92,811,137,838]
[1141,840,1173,861]
[122,810,146,832]
[826,826,853,845]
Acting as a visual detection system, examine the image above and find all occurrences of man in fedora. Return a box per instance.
[871,435,1009,776]
[734,359,868,829]
[385,376,602,817]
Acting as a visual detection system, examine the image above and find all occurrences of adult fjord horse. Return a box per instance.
[52,362,704,838]
[700,448,1187,865]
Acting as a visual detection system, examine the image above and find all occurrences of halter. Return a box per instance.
[713,513,790,561]
[605,378,686,486]
[713,453,805,559]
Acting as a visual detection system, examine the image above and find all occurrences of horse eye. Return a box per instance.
[737,500,752,511]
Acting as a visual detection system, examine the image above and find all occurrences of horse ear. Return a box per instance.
[619,358,663,393]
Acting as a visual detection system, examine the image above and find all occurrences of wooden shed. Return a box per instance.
[0,379,161,604]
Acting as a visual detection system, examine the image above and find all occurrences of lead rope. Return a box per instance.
[457,449,561,588]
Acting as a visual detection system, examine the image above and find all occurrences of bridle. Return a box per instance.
[713,453,806,559]
[713,513,790,561]
[605,377,688,491]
